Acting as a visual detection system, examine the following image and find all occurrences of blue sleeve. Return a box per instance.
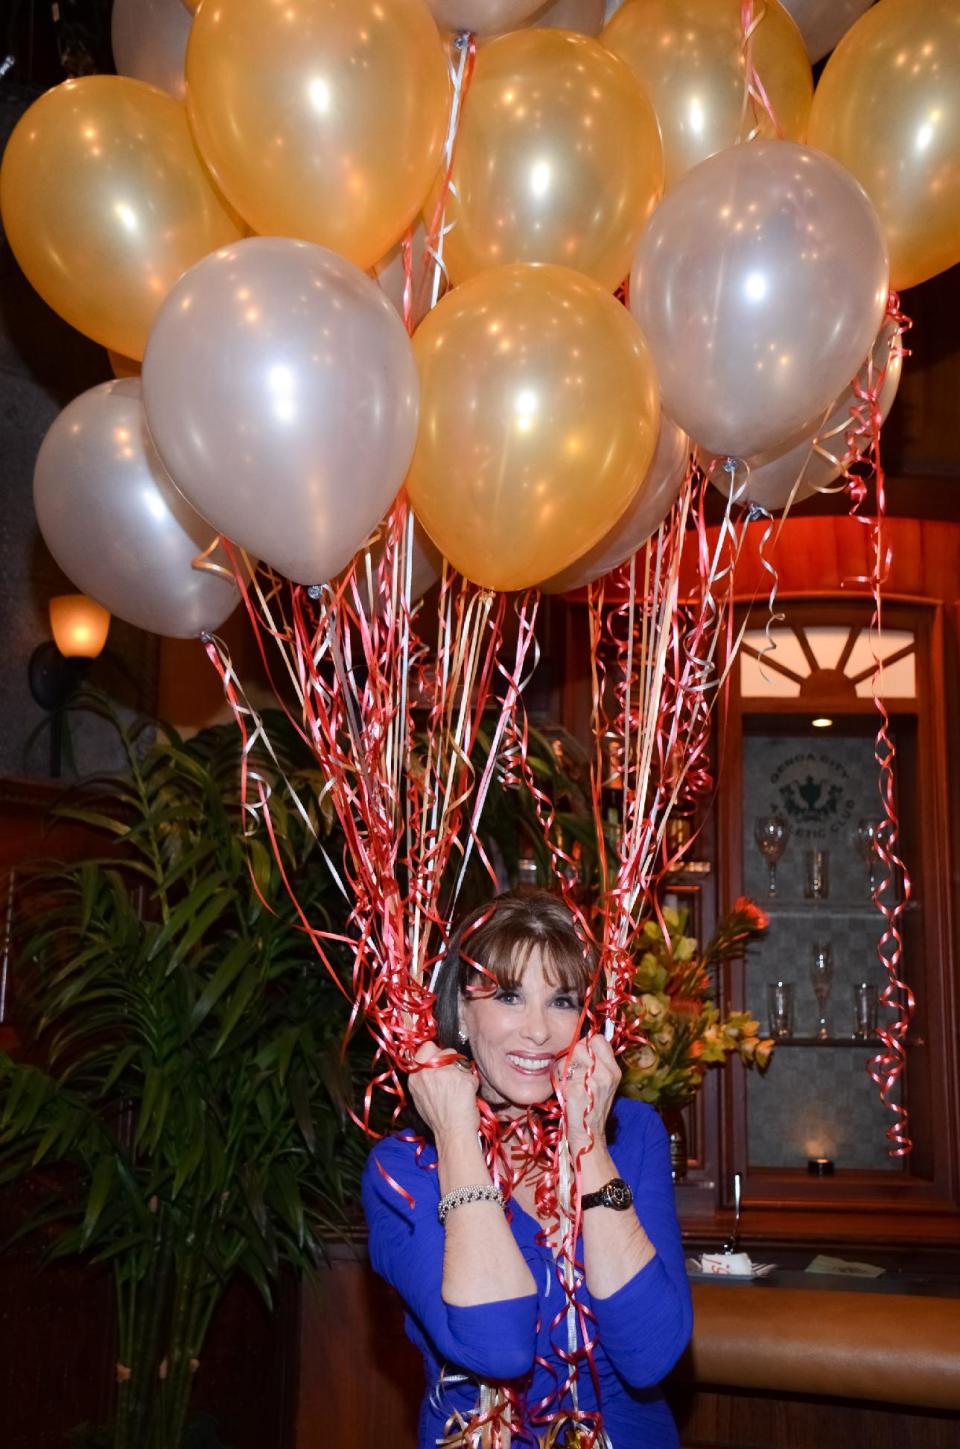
[361,1135,538,1382]
[588,1100,693,1388]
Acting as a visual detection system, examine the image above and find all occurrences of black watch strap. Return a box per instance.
[580,1177,634,1212]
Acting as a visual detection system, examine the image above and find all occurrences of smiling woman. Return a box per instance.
[361,889,692,1448]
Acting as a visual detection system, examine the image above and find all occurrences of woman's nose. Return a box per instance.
[519,1006,550,1045]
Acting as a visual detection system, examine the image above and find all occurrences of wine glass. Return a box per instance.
[855,819,882,896]
[754,815,790,897]
[810,944,834,1040]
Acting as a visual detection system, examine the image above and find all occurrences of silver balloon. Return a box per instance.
[534,0,604,35]
[429,0,548,35]
[347,514,442,617]
[142,236,420,586]
[543,416,689,592]
[781,0,872,64]
[631,141,889,460]
[34,379,241,638]
[111,0,191,99]
[709,317,902,512]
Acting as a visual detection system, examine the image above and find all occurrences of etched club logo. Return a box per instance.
[769,751,855,839]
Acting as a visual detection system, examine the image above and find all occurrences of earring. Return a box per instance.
[458,1028,468,1046]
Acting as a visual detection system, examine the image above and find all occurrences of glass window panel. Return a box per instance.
[743,628,808,674]
[854,651,917,699]
[740,629,805,696]
[844,629,915,690]
[740,653,802,697]
[803,626,851,671]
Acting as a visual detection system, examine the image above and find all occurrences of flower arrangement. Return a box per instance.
[620,897,774,1110]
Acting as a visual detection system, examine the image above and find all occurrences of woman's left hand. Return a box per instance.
[560,1034,621,1156]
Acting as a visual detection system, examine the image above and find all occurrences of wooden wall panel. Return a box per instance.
[669,1385,960,1449]
[297,1256,420,1449]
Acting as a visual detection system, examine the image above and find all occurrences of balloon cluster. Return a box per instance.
[4,6,937,1443]
[2,0,958,629]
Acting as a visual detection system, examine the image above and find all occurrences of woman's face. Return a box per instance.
[458,946,582,1112]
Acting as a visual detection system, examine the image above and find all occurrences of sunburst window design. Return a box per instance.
[739,624,916,700]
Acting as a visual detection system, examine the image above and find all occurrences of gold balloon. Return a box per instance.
[107,350,142,379]
[186,0,450,271]
[0,76,242,360]
[440,30,663,290]
[406,264,660,591]
[808,0,960,291]
[604,0,813,189]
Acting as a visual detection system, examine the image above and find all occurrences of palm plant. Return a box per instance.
[0,702,367,1449]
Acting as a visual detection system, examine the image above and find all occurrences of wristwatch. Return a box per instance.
[580,1177,634,1212]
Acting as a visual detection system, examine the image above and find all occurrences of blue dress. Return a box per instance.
[362,1098,692,1448]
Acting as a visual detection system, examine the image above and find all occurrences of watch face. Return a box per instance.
[601,1178,634,1210]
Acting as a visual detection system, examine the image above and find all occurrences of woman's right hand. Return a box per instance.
[407,1040,480,1140]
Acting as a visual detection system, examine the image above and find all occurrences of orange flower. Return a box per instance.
[734,896,769,931]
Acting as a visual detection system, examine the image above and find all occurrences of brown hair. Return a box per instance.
[432,888,597,1051]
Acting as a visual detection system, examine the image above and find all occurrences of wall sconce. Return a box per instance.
[49,594,111,659]
[28,594,111,776]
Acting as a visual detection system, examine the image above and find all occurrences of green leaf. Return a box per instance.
[189,940,254,1033]
[173,1114,208,1197]
[210,963,261,1056]
[146,874,229,963]
[80,1156,114,1248]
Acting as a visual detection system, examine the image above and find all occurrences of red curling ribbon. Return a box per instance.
[836,293,914,1157]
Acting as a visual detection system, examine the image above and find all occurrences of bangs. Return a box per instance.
[459,903,595,1001]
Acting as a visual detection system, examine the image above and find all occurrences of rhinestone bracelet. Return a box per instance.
[437,1183,505,1225]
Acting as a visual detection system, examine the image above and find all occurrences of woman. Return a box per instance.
[362,889,692,1447]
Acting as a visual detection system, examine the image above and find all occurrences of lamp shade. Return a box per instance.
[49,594,111,659]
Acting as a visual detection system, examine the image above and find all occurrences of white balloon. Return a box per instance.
[780,0,872,64]
[346,515,442,617]
[34,380,240,638]
[111,0,191,99]
[709,318,902,512]
[534,0,604,35]
[543,416,689,591]
[428,0,549,36]
[142,237,420,587]
[631,141,889,459]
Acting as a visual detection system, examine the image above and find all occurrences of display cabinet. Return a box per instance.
[711,597,960,1244]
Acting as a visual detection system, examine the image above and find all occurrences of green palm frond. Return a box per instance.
[1,697,367,1449]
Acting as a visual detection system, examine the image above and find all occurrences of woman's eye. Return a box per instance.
[552,995,579,1010]
[494,988,520,1004]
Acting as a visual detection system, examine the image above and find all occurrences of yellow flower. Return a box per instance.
[755,1039,775,1069]
[640,992,668,1020]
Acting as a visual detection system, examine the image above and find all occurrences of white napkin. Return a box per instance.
[687,1252,777,1278]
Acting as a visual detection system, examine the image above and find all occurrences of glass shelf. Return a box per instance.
[769,1036,883,1048]
[761,905,898,919]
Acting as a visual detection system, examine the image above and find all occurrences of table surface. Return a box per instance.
[688,1265,960,1298]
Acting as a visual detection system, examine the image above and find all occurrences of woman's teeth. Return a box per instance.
[507,1054,552,1073]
